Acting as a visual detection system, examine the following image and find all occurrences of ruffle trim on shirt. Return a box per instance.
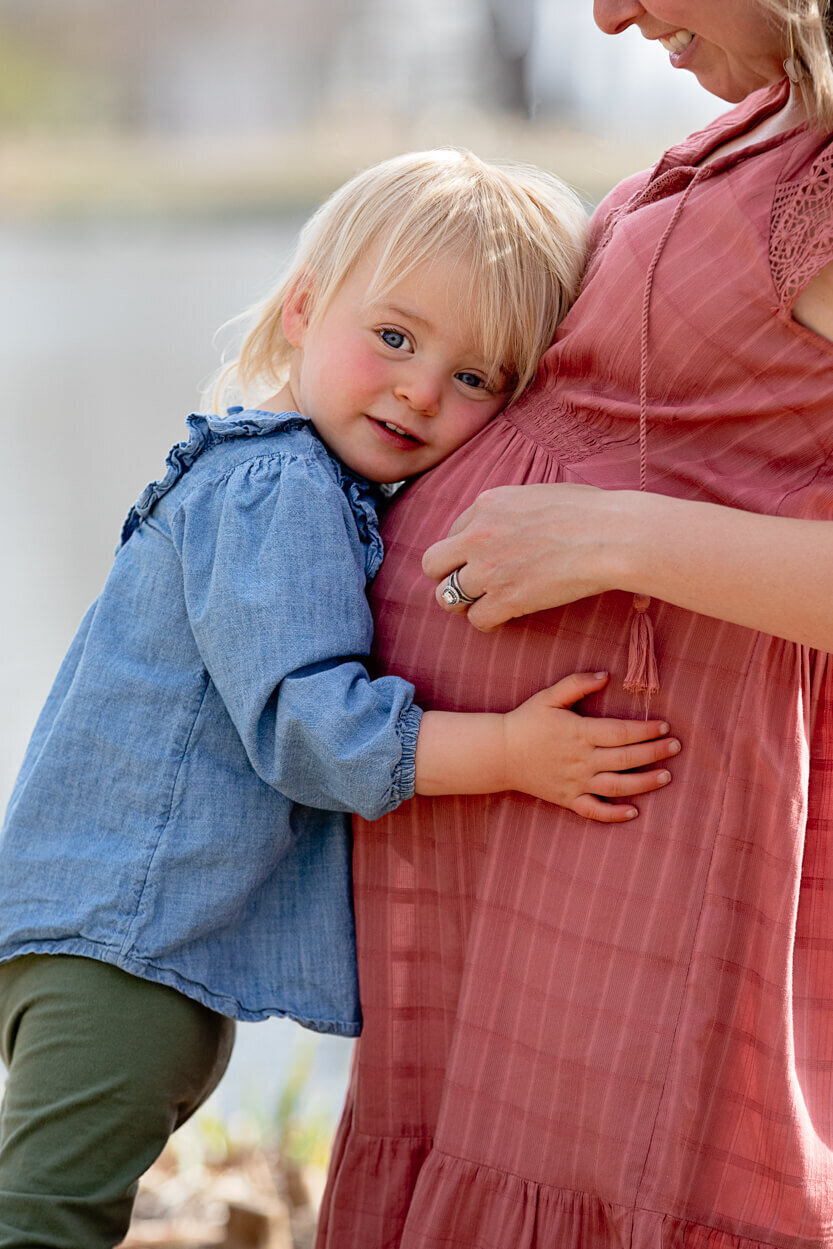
[118,409,385,577]
[320,1131,810,1249]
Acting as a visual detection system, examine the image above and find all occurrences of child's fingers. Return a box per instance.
[572,794,639,823]
[590,768,673,799]
[593,737,681,772]
[543,671,610,707]
[585,717,672,748]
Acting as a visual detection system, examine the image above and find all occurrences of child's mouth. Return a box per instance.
[368,417,424,448]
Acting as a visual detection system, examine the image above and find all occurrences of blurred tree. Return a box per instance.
[0,0,542,137]
[0,0,344,134]
[0,15,105,129]
[486,0,535,115]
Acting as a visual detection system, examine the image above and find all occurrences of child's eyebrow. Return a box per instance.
[378,303,430,327]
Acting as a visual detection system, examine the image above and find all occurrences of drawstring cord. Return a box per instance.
[623,171,705,707]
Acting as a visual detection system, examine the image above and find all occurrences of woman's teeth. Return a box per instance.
[659,29,694,54]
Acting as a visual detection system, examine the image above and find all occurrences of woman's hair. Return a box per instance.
[762,0,833,127]
[217,149,588,408]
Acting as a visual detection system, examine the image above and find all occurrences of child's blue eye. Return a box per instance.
[457,372,486,390]
[380,329,409,350]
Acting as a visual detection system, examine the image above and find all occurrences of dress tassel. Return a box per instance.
[623,175,703,705]
[623,595,660,696]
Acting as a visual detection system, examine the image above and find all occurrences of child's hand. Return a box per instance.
[503,671,680,822]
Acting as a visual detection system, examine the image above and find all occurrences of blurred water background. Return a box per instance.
[1,0,722,1140]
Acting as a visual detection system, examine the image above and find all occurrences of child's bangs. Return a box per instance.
[363,206,525,396]
[222,148,588,412]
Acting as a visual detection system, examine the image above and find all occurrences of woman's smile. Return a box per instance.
[658,28,694,55]
[593,1,788,101]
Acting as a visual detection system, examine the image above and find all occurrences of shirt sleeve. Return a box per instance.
[168,448,422,820]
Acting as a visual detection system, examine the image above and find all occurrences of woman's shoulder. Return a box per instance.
[590,84,832,254]
[589,169,651,247]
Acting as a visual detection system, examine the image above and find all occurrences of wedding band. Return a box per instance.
[441,568,479,607]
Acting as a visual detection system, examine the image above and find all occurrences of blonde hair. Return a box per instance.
[217,149,588,408]
[761,0,833,127]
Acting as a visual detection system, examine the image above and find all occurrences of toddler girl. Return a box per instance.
[0,149,679,1247]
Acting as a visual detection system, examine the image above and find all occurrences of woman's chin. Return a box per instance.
[692,65,784,104]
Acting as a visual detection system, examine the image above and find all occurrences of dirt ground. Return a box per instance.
[122,1144,326,1249]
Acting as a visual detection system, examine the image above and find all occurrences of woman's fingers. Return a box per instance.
[422,531,473,585]
[457,592,510,632]
[423,482,624,629]
[433,565,483,613]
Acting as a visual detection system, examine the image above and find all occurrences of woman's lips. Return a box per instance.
[658,28,696,67]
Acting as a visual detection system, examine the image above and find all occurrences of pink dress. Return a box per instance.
[317,84,833,1249]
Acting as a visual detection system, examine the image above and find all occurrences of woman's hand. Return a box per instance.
[423,483,833,653]
[422,483,632,631]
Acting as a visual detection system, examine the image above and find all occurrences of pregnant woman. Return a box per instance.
[317,2,833,1247]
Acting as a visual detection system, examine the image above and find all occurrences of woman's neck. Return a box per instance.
[699,81,807,166]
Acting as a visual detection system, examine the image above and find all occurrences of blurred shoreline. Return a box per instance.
[0,112,667,222]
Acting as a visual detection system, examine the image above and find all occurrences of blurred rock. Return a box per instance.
[123,1147,306,1249]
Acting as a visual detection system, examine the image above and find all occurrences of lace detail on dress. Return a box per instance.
[594,193,641,258]
[771,145,833,304]
[593,167,706,259]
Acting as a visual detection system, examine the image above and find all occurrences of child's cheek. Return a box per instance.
[341,345,391,397]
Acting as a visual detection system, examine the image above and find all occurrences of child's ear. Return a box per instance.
[282,277,314,348]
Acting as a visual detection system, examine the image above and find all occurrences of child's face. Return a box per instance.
[282,249,510,483]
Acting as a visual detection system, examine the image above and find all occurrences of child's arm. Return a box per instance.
[415,670,679,823]
[172,449,676,824]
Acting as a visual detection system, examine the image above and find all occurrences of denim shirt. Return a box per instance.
[0,410,422,1034]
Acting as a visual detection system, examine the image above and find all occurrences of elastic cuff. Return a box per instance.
[390,703,423,805]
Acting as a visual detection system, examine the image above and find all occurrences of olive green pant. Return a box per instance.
[0,954,235,1249]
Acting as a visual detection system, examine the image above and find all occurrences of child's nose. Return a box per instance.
[394,371,443,417]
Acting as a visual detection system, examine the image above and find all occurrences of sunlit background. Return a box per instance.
[1,0,723,1177]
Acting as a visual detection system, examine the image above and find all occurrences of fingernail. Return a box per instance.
[667,740,681,754]
[625,808,638,819]
[594,671,608,680]
[660,722,670,734]
[658,771,671,784]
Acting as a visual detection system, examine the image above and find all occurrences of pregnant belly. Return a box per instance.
[369,421,656,718]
